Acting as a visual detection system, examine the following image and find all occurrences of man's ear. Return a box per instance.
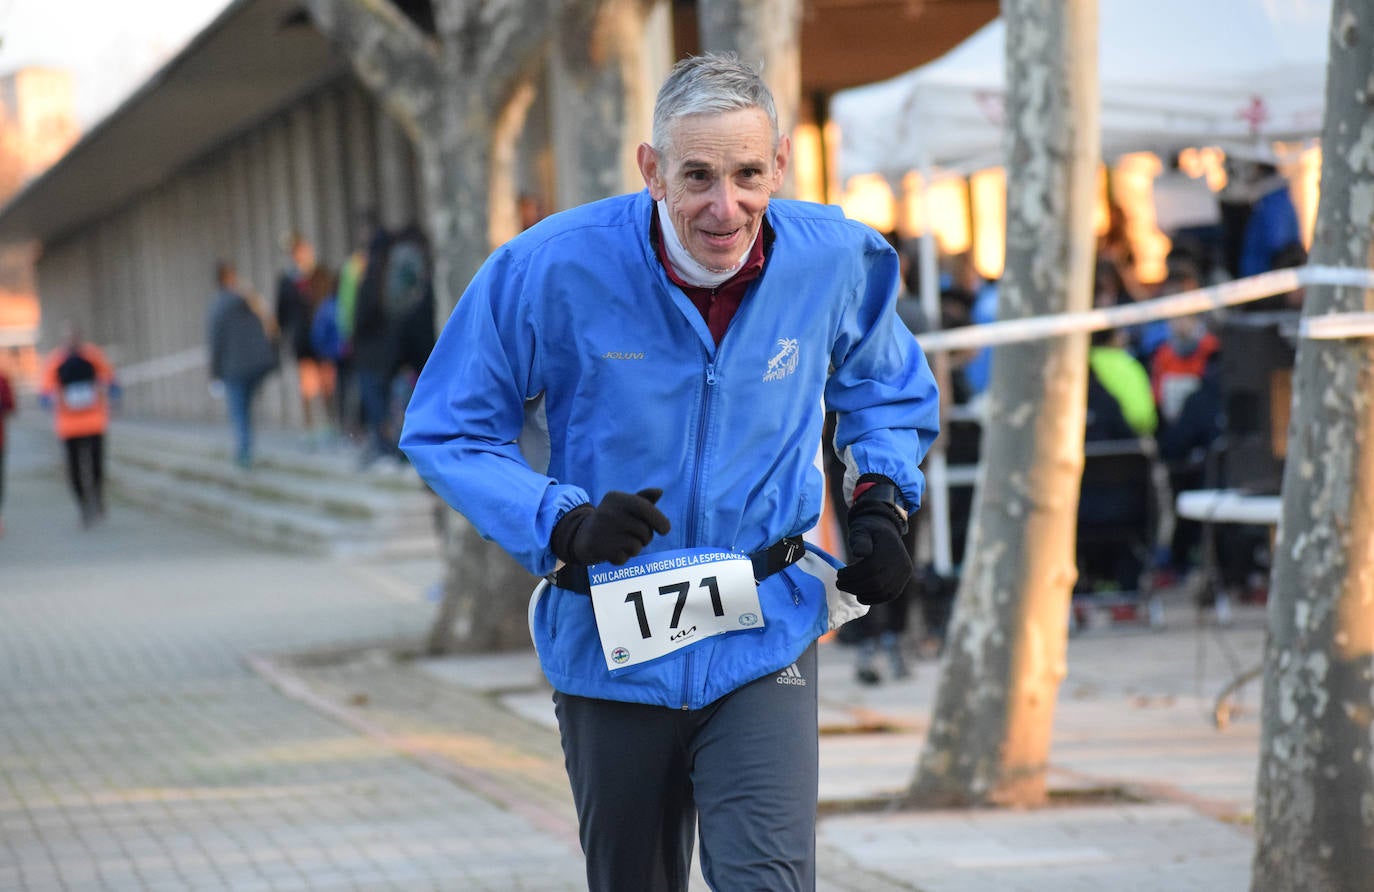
[637,142,666,200]
[771,133,792,192]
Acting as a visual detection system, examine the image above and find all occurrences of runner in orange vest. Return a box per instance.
[39,322,118,527]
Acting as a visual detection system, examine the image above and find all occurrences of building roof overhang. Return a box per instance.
[0,0,344,244]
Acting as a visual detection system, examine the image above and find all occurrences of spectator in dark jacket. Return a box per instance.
[208,261,278,469]
[350,229,401,468]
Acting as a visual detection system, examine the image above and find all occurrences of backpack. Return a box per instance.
[310,296,343,362]
[384,240,428,319]
[56,350,99,410]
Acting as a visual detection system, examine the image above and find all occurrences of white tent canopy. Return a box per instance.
[831,0,1332,181]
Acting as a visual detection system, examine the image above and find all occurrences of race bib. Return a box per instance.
[1159,373,1200,423]
[62,382,98,410]
[588,548,765,672]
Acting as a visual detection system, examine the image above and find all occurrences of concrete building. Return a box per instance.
[0,0,432,425]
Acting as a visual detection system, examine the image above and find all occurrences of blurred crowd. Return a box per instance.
[207,210,446,472]
[838,154,1305,682]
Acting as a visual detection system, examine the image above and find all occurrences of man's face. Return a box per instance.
[637,107,789,272]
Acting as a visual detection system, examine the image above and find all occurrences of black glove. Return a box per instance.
[551,488,672,566]
[837,479,912,606]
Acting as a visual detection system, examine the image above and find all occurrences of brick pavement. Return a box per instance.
[0,423,586,891]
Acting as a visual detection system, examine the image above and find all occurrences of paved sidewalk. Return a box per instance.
[1,421,584,891]
[1,413,1267,890]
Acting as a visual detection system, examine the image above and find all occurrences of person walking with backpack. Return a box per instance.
[39,322,119,527]
[208,261,279,470]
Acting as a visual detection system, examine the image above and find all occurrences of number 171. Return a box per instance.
[624,576,723,639]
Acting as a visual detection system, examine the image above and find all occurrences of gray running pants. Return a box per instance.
[553,643,819,892]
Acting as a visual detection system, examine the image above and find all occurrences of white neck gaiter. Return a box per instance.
[656,199,754,288]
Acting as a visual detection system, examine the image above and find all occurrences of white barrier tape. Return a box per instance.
[117,347,207,386]
[914,265,1374,354]
[1300,312,1374,340]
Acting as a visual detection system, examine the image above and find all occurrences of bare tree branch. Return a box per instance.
[302,0,440,142]
[433,0,558,111]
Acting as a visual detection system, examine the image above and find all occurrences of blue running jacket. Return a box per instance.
[402,190,939,709]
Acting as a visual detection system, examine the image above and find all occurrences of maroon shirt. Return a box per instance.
[651,211,768,345]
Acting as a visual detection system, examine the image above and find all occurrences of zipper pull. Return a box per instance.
[705,364,717,386]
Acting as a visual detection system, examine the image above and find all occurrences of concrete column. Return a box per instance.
[342,84,378,238]
[265,118,294,282]
[226,141,255,281]
[172,174,203,418]
[374,111,412,231]
[143,192,172,415]
[244,131,275,298]
[242,129,285,426]
[288,104,321,246]
[313,87,350,265]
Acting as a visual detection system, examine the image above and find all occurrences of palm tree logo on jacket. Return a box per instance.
[763,338,800,382]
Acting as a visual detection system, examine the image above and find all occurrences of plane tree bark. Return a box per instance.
[908,0,1099,808]
[303,0,563,653]
[1251,2,1374,887]
[696,0,801,195]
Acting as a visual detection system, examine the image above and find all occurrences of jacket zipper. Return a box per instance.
[682,360,717,709]
[685,361,717,547]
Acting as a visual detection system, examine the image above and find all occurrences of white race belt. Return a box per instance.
[62,382,98,409]
[587,547,766,672]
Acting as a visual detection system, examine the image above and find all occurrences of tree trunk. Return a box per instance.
[550,0,670,207]
[696,0,801,197]
[908,0,1099,808]
[308,0,564,653]
[419,112,541,656]
[1251,2,1374,887]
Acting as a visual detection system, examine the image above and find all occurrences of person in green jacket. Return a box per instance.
[1089,327,1158,437]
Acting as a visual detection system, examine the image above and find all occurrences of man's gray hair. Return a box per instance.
[651,52,779,154]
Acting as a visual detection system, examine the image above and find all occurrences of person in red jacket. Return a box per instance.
[39,322,119,527]
[1150,264,1219,429]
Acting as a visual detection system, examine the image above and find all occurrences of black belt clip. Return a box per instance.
[754,535,805,583]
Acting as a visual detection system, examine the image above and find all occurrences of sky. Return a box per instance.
[0,0,234,127]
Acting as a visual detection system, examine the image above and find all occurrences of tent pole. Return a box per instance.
[913,161,955,577]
